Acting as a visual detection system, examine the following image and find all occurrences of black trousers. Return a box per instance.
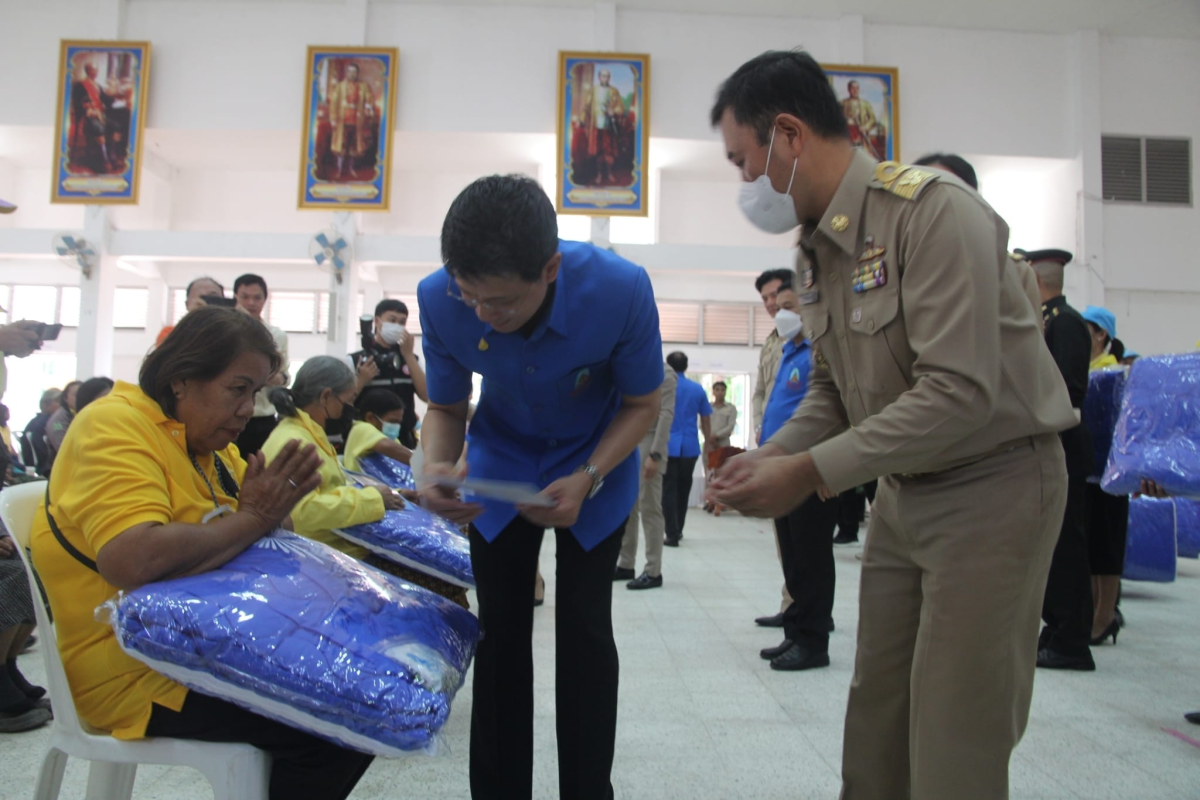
[1041,426,1095,656]
[662,456,698,542]
[835,480,878,537]
[469,517,624,800]
[145,692,373,800]
[775,493,840,649]
[236,415,278,458]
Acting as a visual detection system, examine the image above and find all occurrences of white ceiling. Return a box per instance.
[141,0,1200,39]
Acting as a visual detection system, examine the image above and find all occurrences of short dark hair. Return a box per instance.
[375,299,409,318]
[755,268,795,293]
[667,351,688,373]
[185,276,223,300]
[233,273,268,297]
[75,376,115,412]
[141,306,282,418]
[357,388,406,420]
[712,381,727,390]
[914,153,978,190]
[711,50,849,145]
[441,174,559,283]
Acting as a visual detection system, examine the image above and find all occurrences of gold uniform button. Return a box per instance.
[831,214,850,233]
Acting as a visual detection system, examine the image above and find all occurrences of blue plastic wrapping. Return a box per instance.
[1101,353,1200,498]
[1175,498,1200,559]
[334,499,474,589]
[101,530,478,757]
[1123,497,1177,582]
[356,452,417,491]
[1082,367,1126,481]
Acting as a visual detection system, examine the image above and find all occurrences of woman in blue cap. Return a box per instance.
[1080,305,1129,645]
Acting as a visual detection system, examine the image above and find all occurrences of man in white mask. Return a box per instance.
[754,281,840,672]
[349,299,428,449]
[707,50,1077,800]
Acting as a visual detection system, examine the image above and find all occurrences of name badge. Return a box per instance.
[800,289,820,305]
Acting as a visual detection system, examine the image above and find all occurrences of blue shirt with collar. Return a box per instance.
[760,338,813,444]
[667,375,712,458]
[417,240,664,552]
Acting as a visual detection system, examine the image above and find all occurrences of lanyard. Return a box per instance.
[189,453,239,523]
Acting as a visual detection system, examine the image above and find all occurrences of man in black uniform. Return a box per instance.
[349,299,428,449]
[1024,248,1096,671]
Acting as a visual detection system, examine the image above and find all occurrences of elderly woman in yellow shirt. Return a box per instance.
[30,308,374,800]
[263,356,468,607]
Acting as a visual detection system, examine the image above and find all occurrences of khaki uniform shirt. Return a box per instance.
[752,329,783,432]
[643,364,677,459]
[769,150,1077,492]
[709,402,738,450]
[1011,255,1042,317]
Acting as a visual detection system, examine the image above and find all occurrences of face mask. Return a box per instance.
[738,127,799,234]
[380,322,406,346]
[775,308,803,340]
[323,398,356,440]
[381,421,402,440]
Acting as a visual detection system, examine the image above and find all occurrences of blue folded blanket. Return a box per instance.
[1123,497,1177,583]
[1082,367,1125,482]
[334,499,474,589]
[103,531,478,756]
[356,452,417,490]
[1176,498,1200,559]
[1102,353,1200,498]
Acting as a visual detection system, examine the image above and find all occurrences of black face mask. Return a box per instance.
[323,398,356,440]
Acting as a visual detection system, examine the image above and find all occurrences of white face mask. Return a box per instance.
[737,127,799,234]
[775,308,803,340]
[379,322,406,346]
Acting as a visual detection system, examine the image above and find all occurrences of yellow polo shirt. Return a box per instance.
[1090,353,1120,371]
[29,381,247,740]
[343,420,387,472]
[260,411,384,560]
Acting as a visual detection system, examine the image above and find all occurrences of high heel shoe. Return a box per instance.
[1090,619,1120,646]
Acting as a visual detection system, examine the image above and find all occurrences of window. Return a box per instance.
[60,287,81,327]
[703,304,752,345]
[267,291,319,333]
[114,288,149,329]
[11,285,58,323]
[753,305,774,344]
[0,286,9,325]
[657,301,701,344]
[169,288,187,324]
[1102,135,1192,206]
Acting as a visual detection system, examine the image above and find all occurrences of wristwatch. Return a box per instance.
[574,463,605,499]
[649,452,663,463]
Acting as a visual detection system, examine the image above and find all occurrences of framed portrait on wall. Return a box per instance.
[298,46,399,211]
[556,51,650,217]
[51,40,151,204]
[822,64,900,163]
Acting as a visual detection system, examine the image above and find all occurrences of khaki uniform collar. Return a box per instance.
[803,149,878,257]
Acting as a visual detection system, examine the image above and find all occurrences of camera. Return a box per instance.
[358,315,397,370]
[32,322,63,341]
[202,294,238,308]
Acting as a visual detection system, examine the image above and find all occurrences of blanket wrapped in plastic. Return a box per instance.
[1176,498,1200,559]
[1102,353,1200,498]
[334,498,474,589]
[1083,367,1125,481]
[1123,497,1176,583]
[102,531,478,757]
[355,452,417,491]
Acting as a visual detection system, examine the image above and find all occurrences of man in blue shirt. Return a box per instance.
[756,284,840,672]
[662,351,711,546]
[416,175,664,799]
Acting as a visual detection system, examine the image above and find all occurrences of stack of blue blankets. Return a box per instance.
[1102,353,1200,498]
[335,500,474,589]
[1083,367,1126,481]
[356,452,417,491]
[105,531,478,756]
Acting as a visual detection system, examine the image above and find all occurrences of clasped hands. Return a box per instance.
[706,446,832,519]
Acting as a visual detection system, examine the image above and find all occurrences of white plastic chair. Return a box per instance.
[0,481,271,800]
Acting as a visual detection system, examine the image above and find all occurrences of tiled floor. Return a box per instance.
[3,511,1199,798]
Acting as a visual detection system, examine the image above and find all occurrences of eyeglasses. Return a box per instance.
[446,276,536,316]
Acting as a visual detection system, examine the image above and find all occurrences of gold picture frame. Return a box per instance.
[822,63,900,162]
[51,40,152,204]
[556,51,650,217]
[297,45,400,211]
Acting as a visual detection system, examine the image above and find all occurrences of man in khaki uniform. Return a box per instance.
[615,363,677,590]
[750,268,795,626]
[709,50,1077,800]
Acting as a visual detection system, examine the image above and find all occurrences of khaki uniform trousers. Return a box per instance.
[618,436,666,577]
[841,433,1066,800]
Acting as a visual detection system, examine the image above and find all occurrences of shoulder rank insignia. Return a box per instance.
[813,345,829,371]
[873,161,938,201]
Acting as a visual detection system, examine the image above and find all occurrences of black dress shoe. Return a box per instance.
[613,567,636,581]
[760,639,794,660]
[770,643,830,671]
[663,537,680,548]
[1036,648,1095,671]
[755,613,785,628]
[832,530,859,546]
[627,572,663,591]
[1185,711,1200,725]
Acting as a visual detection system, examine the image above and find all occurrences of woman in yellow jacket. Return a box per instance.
[262,356,468,607]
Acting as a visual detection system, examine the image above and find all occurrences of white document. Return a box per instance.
[433,477,556,507]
